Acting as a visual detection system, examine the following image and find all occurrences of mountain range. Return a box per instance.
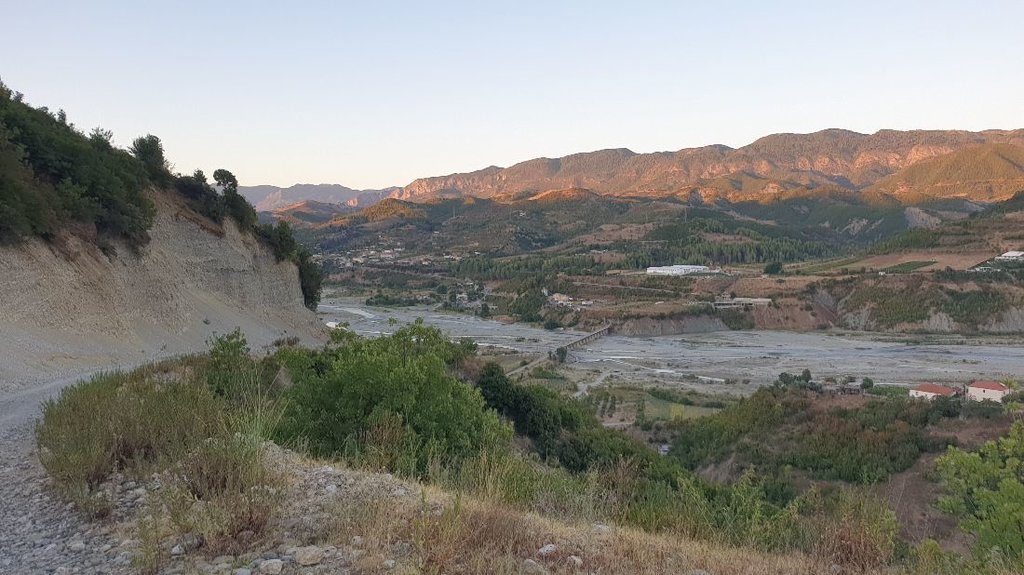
[395,129,1024,204]
[239,183,396,211]
[255,129,1024,222]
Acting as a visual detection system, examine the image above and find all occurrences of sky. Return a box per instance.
[4,1,1023,189]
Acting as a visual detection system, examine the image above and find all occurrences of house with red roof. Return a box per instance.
[909,383,958,400]
[966,380,1011,402]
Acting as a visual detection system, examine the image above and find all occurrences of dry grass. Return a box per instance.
[35,356,284,557]
[317,478,831,575]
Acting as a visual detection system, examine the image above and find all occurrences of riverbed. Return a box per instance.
[319,299,1024,392]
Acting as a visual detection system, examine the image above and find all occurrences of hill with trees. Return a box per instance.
[0,81,322,310]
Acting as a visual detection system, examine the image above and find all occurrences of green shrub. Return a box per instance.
[865,385,909,398]
[276,324,507,475]
[174,171,225,222]
[936,422,1024,566]
[205,328,252,398]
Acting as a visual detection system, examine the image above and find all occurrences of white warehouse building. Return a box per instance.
[995,251,1024,262]
[646,264,710,276]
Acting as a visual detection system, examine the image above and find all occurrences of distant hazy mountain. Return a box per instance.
[239,184,396,211]
[392,129,1024,204]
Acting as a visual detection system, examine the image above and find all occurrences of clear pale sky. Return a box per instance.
[5,1,1023,189]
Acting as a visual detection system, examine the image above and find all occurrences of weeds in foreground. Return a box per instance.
[160,435,283,552]
[35,369,225,515]
[35,345,284,556]
[133,506,165,575]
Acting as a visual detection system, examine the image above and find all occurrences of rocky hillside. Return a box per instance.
[0,190,324,392]
[393,129,1024,203]
[867,143,1024,203]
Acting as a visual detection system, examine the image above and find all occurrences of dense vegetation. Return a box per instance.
[623,217,836,267]
[0,83,322,309]
[36,326,1024,572]
[670,383,975,484]
[937,421,1024,564]
[0,82,154,245]
[832,275,1014,330]
[275,323,500,474]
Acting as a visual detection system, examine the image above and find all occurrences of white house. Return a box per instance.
[966,380,1011,402]
[995,251,1024,262]
[909,383,958,400]
[646,265,710,276]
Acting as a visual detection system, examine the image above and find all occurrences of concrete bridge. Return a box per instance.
[508,325,611,377]
[565,324,611,350]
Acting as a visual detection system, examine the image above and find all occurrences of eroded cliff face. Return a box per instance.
[0,192,325,391]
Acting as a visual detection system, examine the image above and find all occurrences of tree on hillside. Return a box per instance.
[215,168,257,231]
[129,134,171,184]
[213,169,238,194]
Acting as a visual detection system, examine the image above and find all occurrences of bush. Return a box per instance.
[508,288,546,322]
[174,171,225,223]
[276,324,507,476]
[936,422,1024,565]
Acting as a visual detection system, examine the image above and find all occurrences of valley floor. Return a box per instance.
[321,298,1024,395]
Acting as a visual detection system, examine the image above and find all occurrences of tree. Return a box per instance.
[0,91,154,244]
[88,128,113,147]
[212,169,238,194]
[215,168,257,231]
[260,220,298,261]
[861,377,874,390]
[130,134,171,184]
[296,247,322,311]
[801,369,812,383]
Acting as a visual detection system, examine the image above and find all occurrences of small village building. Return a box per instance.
[967,380,1011,402]
[549,293,573,305]
[646,264,710,276]
[909,383,958,400]
[995,251,1024,262]
[713,297,772,309]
